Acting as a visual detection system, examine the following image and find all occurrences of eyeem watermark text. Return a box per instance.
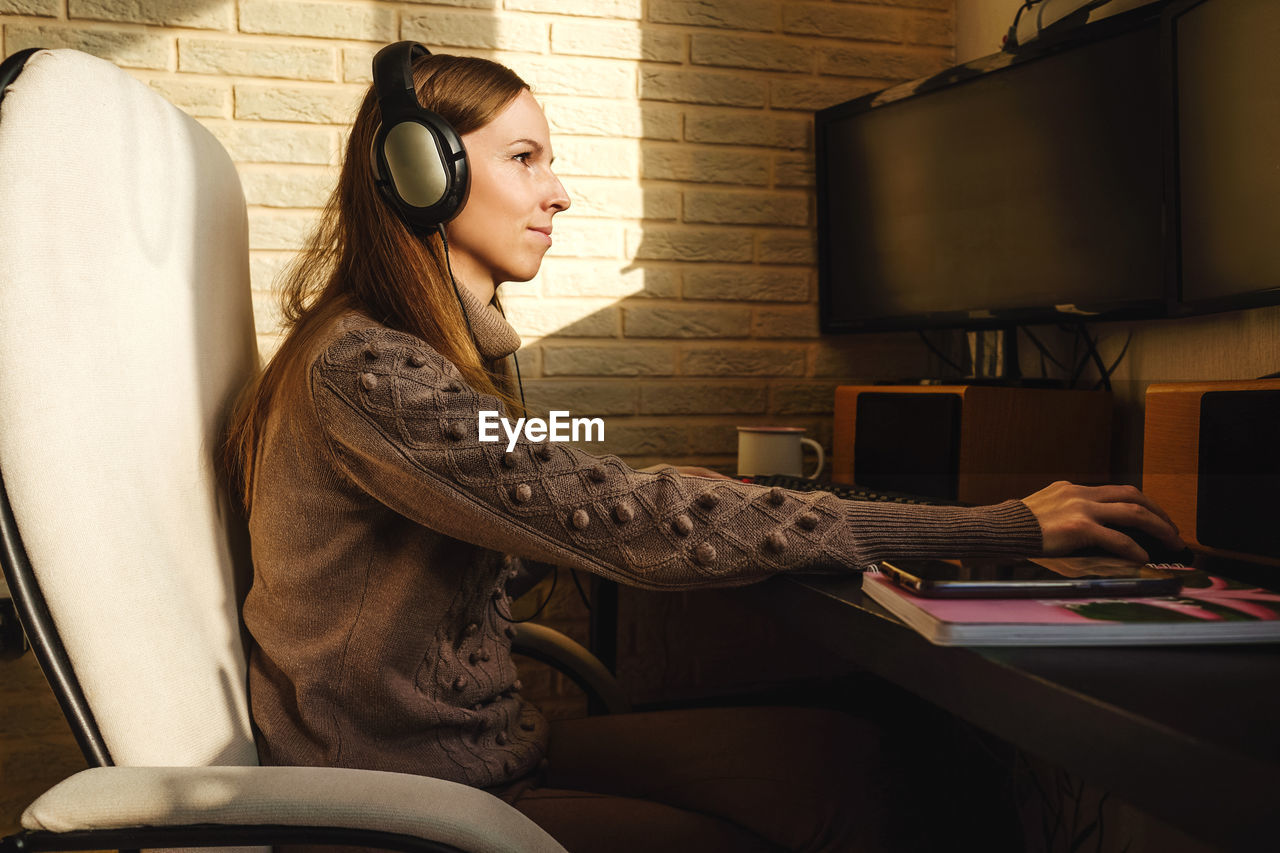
[478,410,604,452]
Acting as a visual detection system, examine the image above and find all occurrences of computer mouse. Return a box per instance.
[1073,526,1196,565]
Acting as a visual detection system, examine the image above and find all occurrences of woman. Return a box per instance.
[225,44,1183,852]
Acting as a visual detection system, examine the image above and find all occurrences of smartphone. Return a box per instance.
[875,557,1185,599]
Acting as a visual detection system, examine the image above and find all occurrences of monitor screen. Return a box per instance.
[1173,0,1280,313]
[817,16,1169,333]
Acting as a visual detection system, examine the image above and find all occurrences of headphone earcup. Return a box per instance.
[370,42,471,231]
[372,113,469,229]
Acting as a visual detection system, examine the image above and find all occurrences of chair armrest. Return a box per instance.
[510,623,631,714]
[18,765,566,853]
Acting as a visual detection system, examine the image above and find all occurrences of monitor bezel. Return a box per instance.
[1163,0,1280,318]
[815,3,1178,335]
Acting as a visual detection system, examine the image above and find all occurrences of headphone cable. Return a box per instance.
[493,297,529,416]
[438,223,545,622]
[436,224,476,345]
[436,223,528,416]
[495,564,558,623]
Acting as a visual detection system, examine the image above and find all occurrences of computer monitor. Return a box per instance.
[816,8,1171,334]
[1169,0,1280,315]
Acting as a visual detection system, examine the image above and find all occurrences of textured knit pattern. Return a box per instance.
[243,311,1043,795]
[454,280,522,361]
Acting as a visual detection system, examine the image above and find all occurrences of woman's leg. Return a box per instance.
[512,785,782,853]
[513,705,907,853]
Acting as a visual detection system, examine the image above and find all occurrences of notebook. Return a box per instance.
[862,564,1280,647]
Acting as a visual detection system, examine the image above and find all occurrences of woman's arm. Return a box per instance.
[309,326,1043,590]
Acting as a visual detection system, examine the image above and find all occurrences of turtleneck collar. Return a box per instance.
[454,283,522,361]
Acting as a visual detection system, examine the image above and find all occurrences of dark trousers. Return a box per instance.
[510,705,909,853]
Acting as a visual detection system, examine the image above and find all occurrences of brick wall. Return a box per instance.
[1,0,955,471]
[0,0,957,732]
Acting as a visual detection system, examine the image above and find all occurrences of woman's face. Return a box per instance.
[445,90,570,298]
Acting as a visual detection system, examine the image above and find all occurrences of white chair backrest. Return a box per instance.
[0,49,260,767]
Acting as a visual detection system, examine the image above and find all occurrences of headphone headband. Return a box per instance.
[373,41,429,119]
[370,41,470,230]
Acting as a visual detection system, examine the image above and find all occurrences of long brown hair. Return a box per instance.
[224,53,529,512]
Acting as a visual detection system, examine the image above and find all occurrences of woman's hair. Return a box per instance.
[223,52,529,512]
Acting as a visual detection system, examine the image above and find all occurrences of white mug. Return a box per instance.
[736,426,825,479]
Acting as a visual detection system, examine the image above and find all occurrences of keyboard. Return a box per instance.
[746,473,959,506]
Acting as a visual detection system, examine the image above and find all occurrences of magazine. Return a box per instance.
[862,561,1280,646]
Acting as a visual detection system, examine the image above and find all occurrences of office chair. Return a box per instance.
[0,47,624,853]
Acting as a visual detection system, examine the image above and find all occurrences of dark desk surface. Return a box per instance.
[753,572,1280,853]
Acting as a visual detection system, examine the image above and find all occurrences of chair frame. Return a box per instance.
[0,473,110,769]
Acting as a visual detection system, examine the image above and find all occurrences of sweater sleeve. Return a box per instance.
[309,327,1042,591]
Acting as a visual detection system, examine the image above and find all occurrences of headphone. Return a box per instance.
[369,41,530,418]
[370,41,470,230]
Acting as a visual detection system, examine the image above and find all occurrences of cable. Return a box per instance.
[1016,749,1055,849]
[1064,324,1111,390]
[436,224,476,346]
[1020,326,1069,372]
[1005,0,1044,50]
[1006,0,1112,51]
[569,568,592,612]
[1095,790,1111,853]
[1068,327,1092,388]
[495,564,558,624]
[1081,328,1110,391]
[440,224,529,416]
[1065,323,1083,388]
[436,229,561,629]
[439,227,545,623]
[917,329,966,375]
[512,350,528,416]
[1100,330,1133,388]
[1071,326,1135,392]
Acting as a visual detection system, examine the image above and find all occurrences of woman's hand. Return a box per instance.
[1022,481,1185,563]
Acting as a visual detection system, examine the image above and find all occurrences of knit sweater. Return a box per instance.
[242,292,1043,794]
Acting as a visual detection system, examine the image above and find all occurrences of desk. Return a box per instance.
[752,572,1280,853]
